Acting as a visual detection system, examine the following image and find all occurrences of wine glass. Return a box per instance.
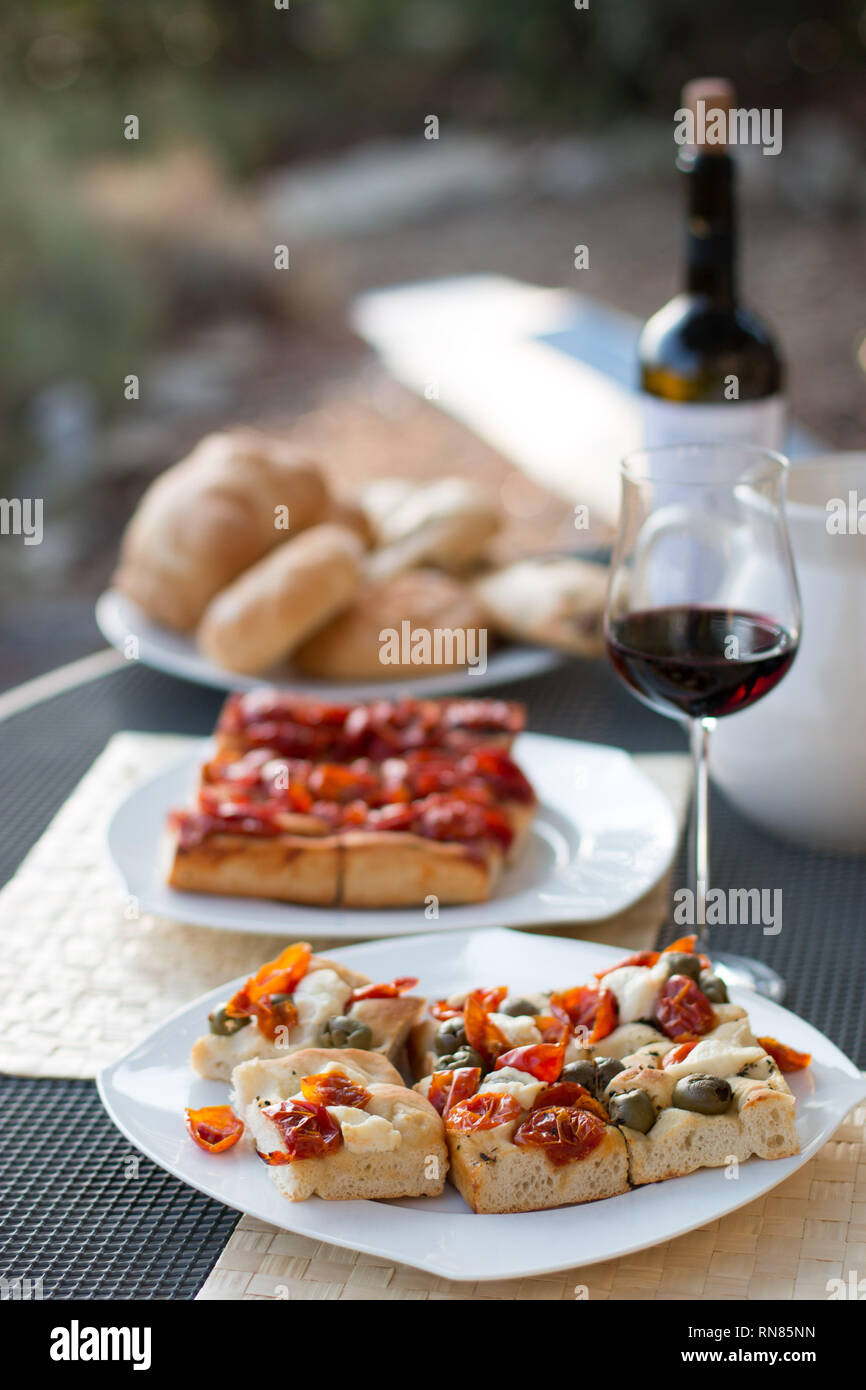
[604,443,801,999]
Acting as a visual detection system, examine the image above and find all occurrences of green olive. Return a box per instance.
[609,1088,657,1133]
[208,1005,251,1037]
[698,970,728,1003]
[594,1056,626,1093]
[663,952,701,982]
[499,997,538,1018]
[434,1018,468,1055]
[319,1015,373,1050]
[434,1046,484,1073]
[672,1074,733,1115]
[560,1060,597,1092]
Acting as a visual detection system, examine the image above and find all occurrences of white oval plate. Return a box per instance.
[97,928,866,1284]
[106,732,678,936]
[96,589,562,700]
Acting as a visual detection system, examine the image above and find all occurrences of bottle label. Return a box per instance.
[641,394,786,451]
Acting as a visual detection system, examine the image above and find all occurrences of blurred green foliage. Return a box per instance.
[0,0,862,425]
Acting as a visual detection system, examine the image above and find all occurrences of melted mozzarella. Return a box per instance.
[488,1013,542,1047]
[477,1067,545,1109]
[661,1037,765,1082]
[326,1105,402,1152]
[293,968,352,1036]
[602,961,668,1024]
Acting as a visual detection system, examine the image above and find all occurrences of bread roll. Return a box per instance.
[293,568,490,680]
[360,476,500,578]
[114,429,328,630]
[473,555,608,657]
[197,523,363,675]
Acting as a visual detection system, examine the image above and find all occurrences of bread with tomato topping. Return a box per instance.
[232,1050,448,1202]
[191,949,423,1082]
[168,705,537,908]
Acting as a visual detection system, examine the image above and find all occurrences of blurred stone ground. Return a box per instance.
[2,131,865,690]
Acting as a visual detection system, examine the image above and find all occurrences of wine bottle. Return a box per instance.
[639,78,785,449]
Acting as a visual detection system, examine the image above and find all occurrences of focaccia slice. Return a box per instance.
[168,738,536,908]
[191,943,423,1081]
[415,1065,628,1213]
[233,1049,447,1202]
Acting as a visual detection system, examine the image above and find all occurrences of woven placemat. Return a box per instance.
[0,732,689,1080]
[196,1100,866,1301]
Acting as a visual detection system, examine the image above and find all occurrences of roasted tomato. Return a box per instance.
[307,763,378,804]
[494,1042,566,1082]
[430,999,463,1023]
[532,1082,609,1120]
[655,974,715,1039]
[468,987,508,1012]
[534,1014,571,1045]
[757,1037,812,1072]
[512,1106,607,1166]
[185,1105,244,1153]
[662,1040,700,1068]
[549,985,617,1043]
[259,1099,342,1161]
[349,976,418,1003]
[299,1070,371,1109]
[227,942,311,1016]
[463,994,510,1067]
[445,1091,522,1132]
[427,1066,481,1118]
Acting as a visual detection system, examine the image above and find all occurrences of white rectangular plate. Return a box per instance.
[97,928,866,1283]
[106,732,679,936]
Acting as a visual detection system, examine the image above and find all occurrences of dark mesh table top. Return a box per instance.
[1,658,864,1298]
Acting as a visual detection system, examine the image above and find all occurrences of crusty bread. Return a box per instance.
[190,959,422,1082]
[196,522,363,675]
[621,1082,799,1186]
[170,827,514,909]
[293,568,489,680]
[233,1051,447,1202]
[448,1122,629,1214]
[360,476,500,576]
[170,830,341,905]
[473,555,608,657]
[114,430,328,630]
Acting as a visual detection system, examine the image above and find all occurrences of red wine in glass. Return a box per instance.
[606,605,798,722]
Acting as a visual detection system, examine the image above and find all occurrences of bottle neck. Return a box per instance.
[681,151,737,304]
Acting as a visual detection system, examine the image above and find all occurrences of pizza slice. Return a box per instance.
[411,937,808,1210]
[215,691,526,759]
[169,740,536,907]
[231,1048,447,1201]
[191,941,423,1081]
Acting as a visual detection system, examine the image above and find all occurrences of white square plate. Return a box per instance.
[97,928,866,1283]
[106,733,679,937]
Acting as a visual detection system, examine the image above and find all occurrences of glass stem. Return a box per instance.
[689,718,713,955]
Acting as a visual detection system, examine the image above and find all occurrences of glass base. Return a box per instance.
[710,951,785,1003]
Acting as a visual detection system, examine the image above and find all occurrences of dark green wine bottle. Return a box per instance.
[639,78,785,448]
